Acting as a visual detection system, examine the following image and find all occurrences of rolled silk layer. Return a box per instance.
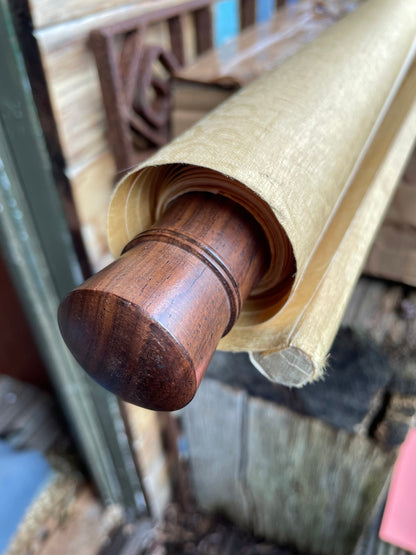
[108,0,416,386]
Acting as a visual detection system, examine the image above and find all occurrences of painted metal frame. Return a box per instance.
[0,0,146,516]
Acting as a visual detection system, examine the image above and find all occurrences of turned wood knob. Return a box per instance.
[58,192,269,411]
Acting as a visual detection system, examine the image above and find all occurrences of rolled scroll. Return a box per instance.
[108,0,416,387]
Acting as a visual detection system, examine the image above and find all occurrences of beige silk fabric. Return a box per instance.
[108,0,416,385]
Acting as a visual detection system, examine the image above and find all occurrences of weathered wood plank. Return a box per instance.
[344,279,409,347]
[365,149,416,286]
[246,395,394,555]
[183,379,251,528]
[365,224,416,287]
[341,277,411,348]
[208,333,393,436]
[183,377,396,555]
[29,0,185,31]
[385,183,416,228]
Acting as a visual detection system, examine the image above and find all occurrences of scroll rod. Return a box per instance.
[58,192,270,411]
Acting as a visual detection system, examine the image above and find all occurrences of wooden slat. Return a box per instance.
[176,1,340,86]
[168,15,186,65]
[193,5,213,54]
[385,183,416,227]
[183,379,251,526]
[180,11,198,63]
[240,0,256,28]
[365,225,416,287]
[184,377,396,555]
[29,0,183,30]
[341,277,412,347]
[364,148,416,285]
[69,151,116,271]
[89,31,135,173]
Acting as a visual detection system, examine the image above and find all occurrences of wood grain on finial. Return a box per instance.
[58,192,269,411]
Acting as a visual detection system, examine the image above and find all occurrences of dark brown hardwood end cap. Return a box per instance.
[58,288,197,411]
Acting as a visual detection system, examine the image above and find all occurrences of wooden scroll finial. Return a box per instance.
[58,192,269,411]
